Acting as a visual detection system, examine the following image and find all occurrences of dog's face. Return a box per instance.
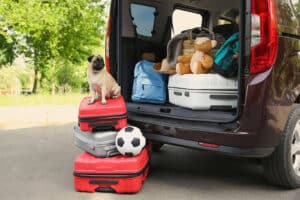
[88,55,105,72]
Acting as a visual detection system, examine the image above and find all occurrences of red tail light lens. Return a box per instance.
[105,15,111,72]
[199,142,220,149]
[250,0,278,74]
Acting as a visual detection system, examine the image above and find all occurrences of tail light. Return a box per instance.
[250,0,278,74]
[199,142,220,149]
[105,15,112,72]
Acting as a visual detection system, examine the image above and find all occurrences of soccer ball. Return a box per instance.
[115,126,146,156]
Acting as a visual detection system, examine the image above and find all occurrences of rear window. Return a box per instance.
[130,3,157,37]
[172,9,203,37]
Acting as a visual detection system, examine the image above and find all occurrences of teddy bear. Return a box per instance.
[176,37,217,75]
[175,39,194,75]
[176,55,192,75]
[190,37,217,74]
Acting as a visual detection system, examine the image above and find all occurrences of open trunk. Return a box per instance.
[110,0,248,124]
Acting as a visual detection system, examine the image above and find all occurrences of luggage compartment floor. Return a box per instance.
[126,102,236,123]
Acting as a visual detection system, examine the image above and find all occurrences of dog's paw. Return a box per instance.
[101,101,107,105]
[112,96,117,99]
[88,99,95,105]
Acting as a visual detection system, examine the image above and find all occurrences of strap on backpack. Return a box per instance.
[213,32,239,78]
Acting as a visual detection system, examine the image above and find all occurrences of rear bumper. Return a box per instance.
[145,132,275,158]
[128,112,277,158]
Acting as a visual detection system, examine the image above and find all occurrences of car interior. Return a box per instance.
[113,0,244,123]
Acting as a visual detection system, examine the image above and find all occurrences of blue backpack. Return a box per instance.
[132,60,166,104]
[213,32,239,78]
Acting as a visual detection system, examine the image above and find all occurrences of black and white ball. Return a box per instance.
[116,126,146,156]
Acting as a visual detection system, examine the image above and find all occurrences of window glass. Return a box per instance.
[218,19,232,25]
[172,9,203,37]
[130,3,156,37]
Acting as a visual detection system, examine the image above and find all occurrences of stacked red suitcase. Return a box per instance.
[74,147,150,193]
[78,96,127,132]
[74,95,149,194]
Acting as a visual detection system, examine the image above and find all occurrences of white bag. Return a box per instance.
[168,74,238,110]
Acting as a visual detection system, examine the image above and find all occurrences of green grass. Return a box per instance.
[0,93,88,106]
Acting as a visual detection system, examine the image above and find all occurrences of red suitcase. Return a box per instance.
[78,96,127,132]
[73,148,150,193]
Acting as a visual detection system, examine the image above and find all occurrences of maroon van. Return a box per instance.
[105,0,300,189]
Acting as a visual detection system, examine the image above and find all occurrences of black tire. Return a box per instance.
[263,105,300,189]
[152,142,164,152]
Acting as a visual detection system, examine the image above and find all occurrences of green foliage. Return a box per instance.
[0,67,19,91]
[37,59,88,94]
[0,34,15,65]
[293,1,300,15]
[18,73,31,88]
[0,65,34,91]
[0,0,107,92]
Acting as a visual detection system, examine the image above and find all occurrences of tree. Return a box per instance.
[0,0,106,93]
[0,34,15,65]
[296,1,300,14]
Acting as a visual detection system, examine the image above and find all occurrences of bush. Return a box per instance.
[0,63,34,93]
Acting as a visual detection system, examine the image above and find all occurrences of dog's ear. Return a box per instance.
[88,55,94,62]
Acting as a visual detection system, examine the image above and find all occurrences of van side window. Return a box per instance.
[172,9,203,37]
[130,3,156,37]
[218,19,232,25]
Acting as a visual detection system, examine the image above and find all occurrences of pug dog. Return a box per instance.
[87,55,121,105]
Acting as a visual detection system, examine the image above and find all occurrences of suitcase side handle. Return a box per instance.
[88,121,117,131]
[92,180,117,193]
[95,187,115,193]
[173,91,182,96]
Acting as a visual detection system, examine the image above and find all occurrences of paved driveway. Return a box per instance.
[0,106,299,200]
[0,106,77,129]
[0,123,300,200]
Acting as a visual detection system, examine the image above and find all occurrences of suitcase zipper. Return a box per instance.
[79,113,127,122]
[73,162,149,179]
[169,87,238,91]
[89,180,119,185]
[88,121,117,128]
[209,94,238,100]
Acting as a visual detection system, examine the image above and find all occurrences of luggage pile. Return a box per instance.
[73,96,150,193]
[132,28,239,110]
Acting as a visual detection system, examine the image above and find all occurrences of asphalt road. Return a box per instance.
[0,124,300,200]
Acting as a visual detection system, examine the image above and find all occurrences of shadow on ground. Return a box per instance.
[0,124,299,200]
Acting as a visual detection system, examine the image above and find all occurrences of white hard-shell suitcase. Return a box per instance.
[168,74,238,110]
[73,125,120,157]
